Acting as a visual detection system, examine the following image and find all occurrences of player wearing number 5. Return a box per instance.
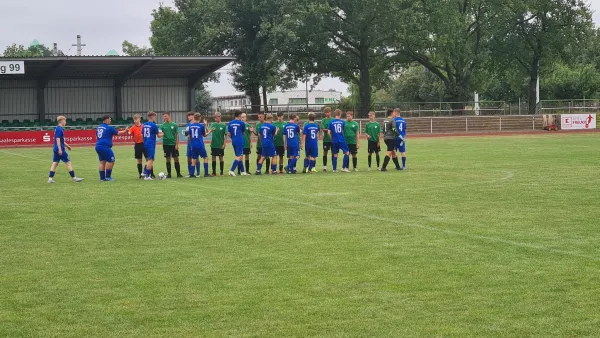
[142,111,164,180]
[302,113,320,173]
[48,116,84,183]
[227,111,250,176]
[393,108,407,170]
[283,114,301,174]
[328,109,351,173]
[95,115,129,181]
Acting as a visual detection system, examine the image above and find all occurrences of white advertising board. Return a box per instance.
[0,61,25,74]
[561,114,596,130]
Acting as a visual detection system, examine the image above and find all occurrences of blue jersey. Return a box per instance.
[186,122,192,145]
[303,123,320,146]
[283,122,301,148]
[53,126,65,152]
[260,123,277,147]
[142,122,159,148]
[394,117,407,139]
[95,123,118,148]
[228,120,246,146]
[188,122,206,149]
[328,118,346,144]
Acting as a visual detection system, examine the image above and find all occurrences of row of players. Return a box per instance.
[47,108,407,182]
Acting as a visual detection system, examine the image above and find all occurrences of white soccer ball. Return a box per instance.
[158,172,167,180]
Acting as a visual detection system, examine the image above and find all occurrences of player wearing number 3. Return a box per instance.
[95,115,129,181]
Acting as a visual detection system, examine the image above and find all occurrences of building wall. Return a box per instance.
[45,79,114,121]
[211,90,343,112]
[122,78,189,119]
[0,80,37,121]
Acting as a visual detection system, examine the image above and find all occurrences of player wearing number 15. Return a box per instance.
[283,114,301,174]
[328,109,350,173]
[188,113,213,178]
[227,111,250,176]
[142,111,164,180]
[95,115,129,181]
[302,113,320,173]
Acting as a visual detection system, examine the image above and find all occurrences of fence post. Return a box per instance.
[430,118,433,133]
[532,116,535,130]
[499,116,502,131]
[465,117,468,132]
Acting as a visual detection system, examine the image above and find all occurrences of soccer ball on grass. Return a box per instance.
[158,172,167,180]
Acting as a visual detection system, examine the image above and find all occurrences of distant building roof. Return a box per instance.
[29,39,40,47]
[106,49,119,56]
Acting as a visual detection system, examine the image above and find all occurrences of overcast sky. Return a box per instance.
[2,0,600,97]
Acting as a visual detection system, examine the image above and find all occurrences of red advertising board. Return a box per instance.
[0,130,135,148]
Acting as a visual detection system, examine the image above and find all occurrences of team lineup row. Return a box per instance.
[47,108,408,183]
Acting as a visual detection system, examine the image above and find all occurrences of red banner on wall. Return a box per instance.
[0,130,135,148]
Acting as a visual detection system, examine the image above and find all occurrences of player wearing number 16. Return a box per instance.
[142,111,164,180]
[328,109,351,173]
[95,115,129,181]
[188,113,213,178]
[227,111,250,176]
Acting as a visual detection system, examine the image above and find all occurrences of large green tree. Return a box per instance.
[121,40,154,56]
[280,0,405,117]
[2,43,56,57]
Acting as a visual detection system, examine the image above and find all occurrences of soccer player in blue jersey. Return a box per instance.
[227,111,250,176]
[142,111,164,180]
[302,113,320,173]
[188,113,214,178]
[48,116,83,183]
[393,108,407,170]
[327,109,351,173]
[183,112,197,177]
[283,114,301,174]
[95,115,129,181]
[255,113,279,175]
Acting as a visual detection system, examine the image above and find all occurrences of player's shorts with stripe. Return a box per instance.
[384,139,395,152]
[191,147,208,159]
[262,145,276,158]
[367,141,380,154]
[163,145,179,158]
[52,151,70,163]
[323,141,332,152]
[211,148,224,157]
[395,139,406,153]
[275,146,285,156]
[95,145,115,163]
[145,146,156,160]
[287,146,299,158]
[348,144,358,155]
[256,147,262,155]
[233,144,244,157]
[305,144,318,158]
[243,148,251,155]
[332,141,349,154]
[134,143,147,160]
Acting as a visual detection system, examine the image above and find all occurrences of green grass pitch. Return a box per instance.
[1,134,599,337]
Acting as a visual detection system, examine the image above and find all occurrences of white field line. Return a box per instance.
[0,150,40,161]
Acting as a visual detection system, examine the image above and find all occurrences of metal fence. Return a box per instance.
[539,99,600,115]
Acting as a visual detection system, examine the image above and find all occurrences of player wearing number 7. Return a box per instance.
[95,115,129,181]
[302,113,320,173]
[48,116,84,183]
[227,111,250,176]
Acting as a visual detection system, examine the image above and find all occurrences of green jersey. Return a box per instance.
[273,121,286,146]
[210,122,227,149]
[160,122,178,145]
[344,120,360,145]
[365,121,381,142]
[255,122,263,146]
[321,117,332,142]
[243,124,252,148]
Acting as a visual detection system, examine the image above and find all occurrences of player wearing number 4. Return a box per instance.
[328,109,351,173]
[283,114,301,174]
[95,115,129,181]
[393,108,407,170]
[188,113,213,178]
[302,113,320,173]
[48,116,84,183]
[227,111,251,176]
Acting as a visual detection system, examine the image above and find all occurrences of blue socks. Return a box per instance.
[105,169,112,179]
[69,171,75,178]
[203,163,209,176]
[402,157,406,168]
[231,160,238,172]
[271,164,277,172]
[257,163,263,172]
[239,162,245,173]
[49,171,55,178]
[99,171,106,180]
[332,157,338,171]
[196,162,201,176]
[343,155,349,169]
[188,163,194,175]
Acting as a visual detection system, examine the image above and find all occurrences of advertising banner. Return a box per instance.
[561,114,596,130]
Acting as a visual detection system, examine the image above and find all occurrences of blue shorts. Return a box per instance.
[233,144,244,157]
[186,144,192,157]
[332,142,349,154]
[145,146,156,160]
[262,145,276,158]
[305,144,318,158]
[95,145,115,163]
[395,139,406,153]
[52,151,70,163]
[191,147,208,159]
[287,146,299,157]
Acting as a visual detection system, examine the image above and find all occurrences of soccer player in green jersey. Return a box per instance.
[239,121,252,175]
[320,107,333,171]
[209,112,227,176]
[364,111,382,171]
[273,112,287,173]
[160,112,182,178]
[344,111,360,171]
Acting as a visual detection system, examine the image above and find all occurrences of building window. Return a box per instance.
[269,98,279,105]
[242,99,247,106]
[230,100,234,107]
[289,98,307,104]
[315,97,325,104]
